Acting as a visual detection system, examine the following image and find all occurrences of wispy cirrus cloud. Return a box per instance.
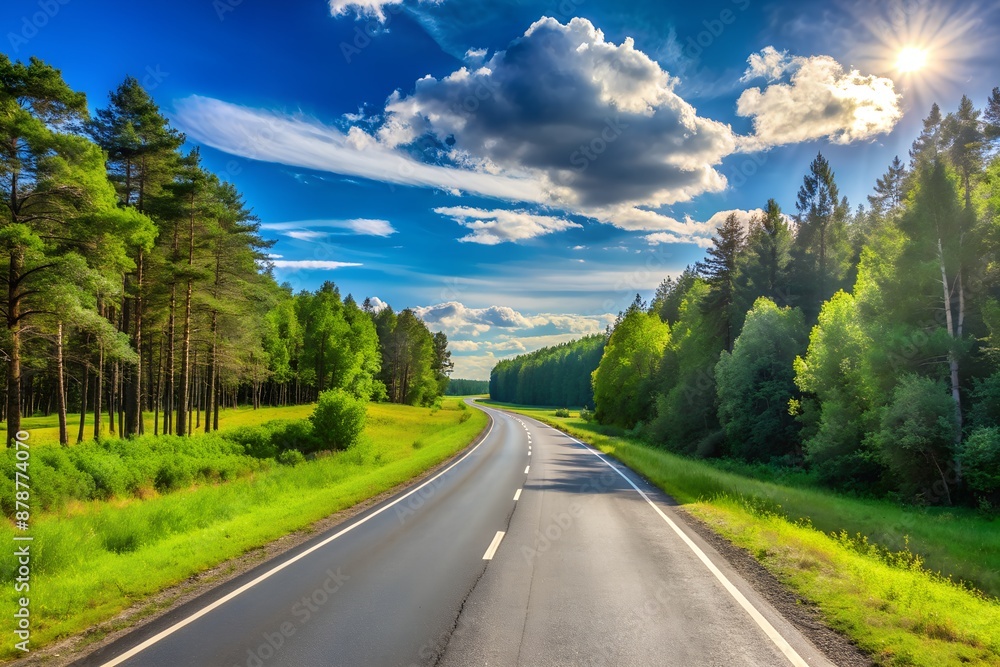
[327,0,441,21]
[268,260,363,270]
[261,218,398,239]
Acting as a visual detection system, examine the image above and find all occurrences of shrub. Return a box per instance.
[962,427,1000,502]
[277,449,306,466]
[875,374,958,504]
[579,407,594,422]
[310,389,368,450]
[554,408,571,417]
[222,425,278,459]
[267,419,321,454]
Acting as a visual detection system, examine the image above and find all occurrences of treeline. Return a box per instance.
[590,91,1000,506]
[0,56,452,447]
[490,335,604,407]
[445,379,489,395]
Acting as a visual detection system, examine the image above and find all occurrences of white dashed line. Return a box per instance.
[513,488,522,501]
[483,531,506,560]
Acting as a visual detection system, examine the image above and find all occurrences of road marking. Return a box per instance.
[483,531,506,560]
[513,488,522,501]
[98,406,497,667]
[528,450,532,456]
[524,465,530,474]
[565,433,810,667]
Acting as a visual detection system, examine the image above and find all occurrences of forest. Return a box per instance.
[444,378,489,395]
[489,335,605,407]
[520,92,1000,508]
[0,55,454,448]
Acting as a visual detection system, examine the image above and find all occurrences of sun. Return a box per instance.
[896,47,929,73]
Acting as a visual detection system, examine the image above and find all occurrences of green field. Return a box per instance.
[485,401,1000,667]
[0,399,488,660]
[1,404,318,448]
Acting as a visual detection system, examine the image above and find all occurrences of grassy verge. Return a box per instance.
[0,399,487,659]
[485,401,1000,667]
[1,404,318,448]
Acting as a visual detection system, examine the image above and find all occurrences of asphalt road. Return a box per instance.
[79,401,834,667]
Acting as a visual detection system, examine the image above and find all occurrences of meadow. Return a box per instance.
[0,399,487,660]
[486,401,1000,667]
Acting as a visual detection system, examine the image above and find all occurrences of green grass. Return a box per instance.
[0,399,487,659]
[1,404,318,448]
[485,401,1000,667]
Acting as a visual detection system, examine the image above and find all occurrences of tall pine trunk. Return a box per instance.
[5,249,23,446]
[55,321,68,446]
[77,344,89,444]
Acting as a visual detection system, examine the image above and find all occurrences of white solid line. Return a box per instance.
[99,408,497,667]
[524,465,530,474]
[565,434,809,667]
[482,531,506,560]
[513,488,522,501]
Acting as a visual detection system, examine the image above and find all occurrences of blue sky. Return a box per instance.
[4,0,999,378]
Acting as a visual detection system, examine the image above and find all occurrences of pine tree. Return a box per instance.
[792,152,851,320]
[736,199,793,316]
[941,96,984,210]
[87,76,183,437]
[984,87,1000,141]
[910,103,943,169]
[868,156,907,216]
[698,212,746,350]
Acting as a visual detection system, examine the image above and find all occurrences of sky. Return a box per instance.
[4,0,1000,379]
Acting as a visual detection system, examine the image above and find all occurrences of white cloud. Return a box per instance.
[173,96,548,204]
[449,340,480,352]
[342,218,397,236]
[262,218,397,238]
[285,230,327,241]
[434,207,581,245]
[383,17,737,215]
[269,260,362,270]
[737,48,901,148]
[267,253,283,259]
[643,209,762,248]
[365,296,389,312]
[741,46,792,82]
[414,300,614,337]
[327,0,440,21]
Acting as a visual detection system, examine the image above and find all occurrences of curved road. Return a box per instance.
[78,401,834,667]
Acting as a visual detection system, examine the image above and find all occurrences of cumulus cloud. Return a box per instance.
[364,296,389,312]
[414,300,614,337]
[269,260,362,270]
[449,340,481,352]
[737,47,901,148]
[383,17,737,214]
[434,206,581,245]
[643,209,763,248]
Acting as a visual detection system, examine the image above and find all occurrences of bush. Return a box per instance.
[962,427,1000,502]
[267,419,321,454]
[554,408,571,418]
[579,408,594,422]
[277,449,306,466]
[310,389,368,450]
[875,374,958,503]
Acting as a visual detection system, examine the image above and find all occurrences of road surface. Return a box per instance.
[78,401,833,667]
